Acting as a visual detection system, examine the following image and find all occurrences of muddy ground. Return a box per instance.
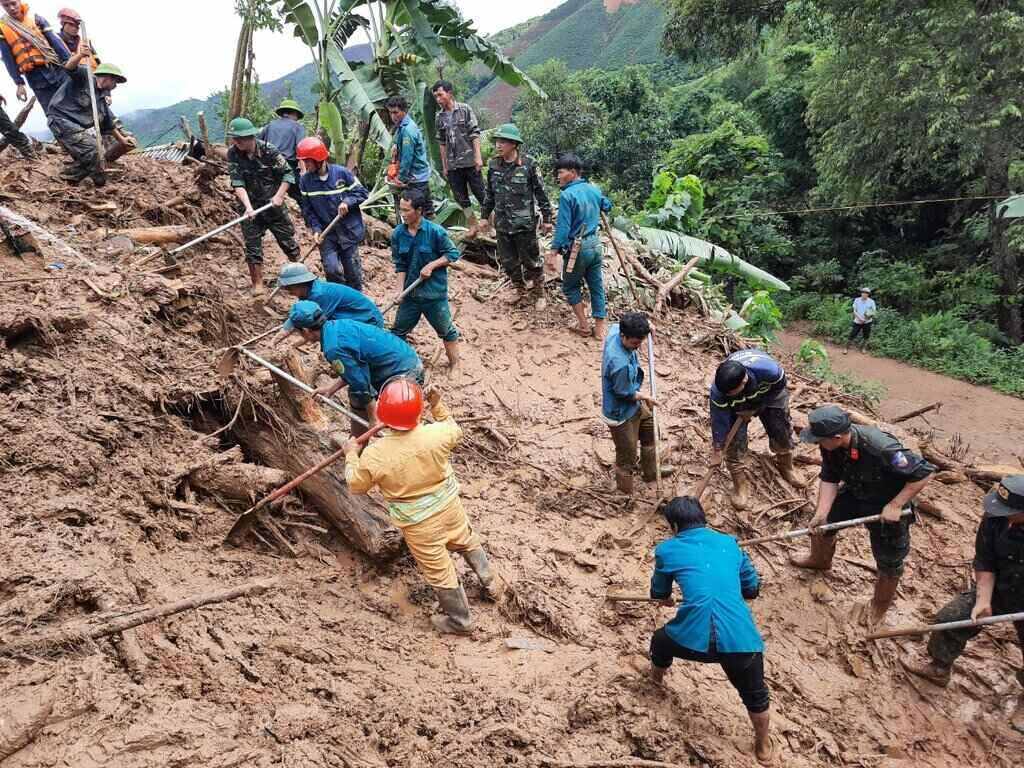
[1,151,1021,767]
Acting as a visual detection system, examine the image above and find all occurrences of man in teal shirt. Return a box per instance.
[549,153,612,340]
[650,496,774,765]
[391,189,461,371]
[387,95,433,218]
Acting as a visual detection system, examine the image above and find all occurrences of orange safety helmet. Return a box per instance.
[296,137,329,163]
[377,377,424,431]
[58,8,82,24]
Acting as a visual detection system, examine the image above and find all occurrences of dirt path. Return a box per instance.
[776,327,1024,465]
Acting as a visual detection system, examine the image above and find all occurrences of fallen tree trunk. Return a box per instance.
[115,225,192,245]
[0,579,276,657]
[190,461,288,503]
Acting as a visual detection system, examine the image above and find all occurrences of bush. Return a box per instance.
[794,339,887,407]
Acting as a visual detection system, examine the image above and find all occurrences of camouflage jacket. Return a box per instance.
[228,140,296,204]
[481,154,552,234]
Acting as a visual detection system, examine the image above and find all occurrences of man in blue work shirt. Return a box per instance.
[386,95,433,218]
[710,349,802,509]
[296,136,370,290]
[286,300,423,437]
[272,263,383,349]
[261,99,307,206]
[602,312,659,494]
[649,496,774,765]
[548,153,612,340]
[391,189,461,372]
[0,1,70,115]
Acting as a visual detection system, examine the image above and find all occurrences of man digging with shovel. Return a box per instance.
[227,116,301,297]
[793,405,934,628]
[343,379,502,635]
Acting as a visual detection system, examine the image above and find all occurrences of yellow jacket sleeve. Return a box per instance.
[431,400,463,450]
[344,449,376,494]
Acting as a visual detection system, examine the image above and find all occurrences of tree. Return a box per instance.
[661,0,787,60]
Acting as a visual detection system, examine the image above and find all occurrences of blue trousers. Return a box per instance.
[26,66,68,114]
[391,296,459,342]
[561,235,606,319]
[320,233,364,291]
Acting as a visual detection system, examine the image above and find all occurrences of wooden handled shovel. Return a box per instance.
[134,203,275,269]
[224,422,385,546]
[380,276,425,315]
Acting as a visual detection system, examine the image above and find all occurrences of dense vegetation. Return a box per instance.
[509,0,1024,395]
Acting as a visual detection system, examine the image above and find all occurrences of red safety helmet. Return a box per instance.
[296,137,329,163]
[377,377,424,431]
[58,8,82,24]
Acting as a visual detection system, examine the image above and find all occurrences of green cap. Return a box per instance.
[93,63,126,84]
[228,117,260,138]
[275,99,304,119]
[492,123,523,144]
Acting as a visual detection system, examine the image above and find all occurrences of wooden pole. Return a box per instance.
[741,509,914,547]
[80,24,105,174]
[867,610,1024,641]
[646,334,663,499]
[605,594,678,605]
[600,212,642,306]
[892,401,942,423]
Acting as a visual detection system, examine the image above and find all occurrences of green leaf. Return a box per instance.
[325,43,393,152]
[319,101,347,164]
[278,0,319,47]
[421,81,443,172]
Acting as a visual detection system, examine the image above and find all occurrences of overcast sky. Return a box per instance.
[6,0,563,132]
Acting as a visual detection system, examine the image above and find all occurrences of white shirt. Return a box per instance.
[853,297,876,324]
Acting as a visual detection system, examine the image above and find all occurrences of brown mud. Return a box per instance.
[0,151,1021,767]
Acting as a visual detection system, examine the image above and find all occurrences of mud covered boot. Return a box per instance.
[900,654,952,687]
[789,534,836,571]
[640,446,675,482]
[773,451,804,487]
[464,548,504,601]
[530,281,547,311]
[615,468,634,495]
[727,462,751,510]
[430,585,474,635]
[857,572,900,627]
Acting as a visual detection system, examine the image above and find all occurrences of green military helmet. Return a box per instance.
[492,123,523,144]
[228,117,260,138]
[275,99,305,119]
[93,63,126,84]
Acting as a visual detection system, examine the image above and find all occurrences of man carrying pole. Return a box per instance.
[601,311,659,495]
[227,116,301,297]
[709,349,802,510]
[285,300,423,437]
[344,380,501,635]
[793,405,934,627]
[902,475,1024,727]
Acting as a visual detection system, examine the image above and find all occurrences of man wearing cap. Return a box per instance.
[902,476,1024,727]
[386,95,433,218]
[709,349,802,510]
[272,263,383,350]
[0,0,70,115]
[55,8,95,68]
[794,405,934,626]
[46,41,125,187]
[432,80,483,225]
[344,381,501,635]
[261,99,307,206]
[227,116,301,297]
[296,136,369,290]
[474,123,553,310]
[845,287,876,354]
[286,300,423,436]
[391,188,462,372]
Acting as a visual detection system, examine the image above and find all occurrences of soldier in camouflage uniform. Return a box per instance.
[474,123,552,310]
[227,116,301,297]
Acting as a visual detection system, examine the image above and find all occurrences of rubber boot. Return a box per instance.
[443,340,460,372]
[463,548,503,601]
[640,447,676,482]
[615,468,634,495]
[649,663,668,686]
[749,710,774,765]
[430,585,474,635]
[249,263,265,297]
[863,572,900,627]
[789,535,836,571]
[901,655,952,687]
[727,461,751,510]
[774,451,804,487]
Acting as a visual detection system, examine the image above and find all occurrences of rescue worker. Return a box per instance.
[902,475,1024,732]
[474,123,553,310]
[386,95,433,218]
[432,80,483,225]
[709,349,803,509]
[649,496,774,765]
[260,99,306,206]
[296,136,369,290]
[227,116,301,297]
[46,51,124,187]
[548,153,612,340]
[845,287,876,354]
[0,0,70,114]
[602,311,659,494]
[286,300,423,436]
[55,8,95,68]
[272,263,383,351]
[794,405,934,626]
[0,92,32,157]
[391,189,461,372]
[344,379,501,635]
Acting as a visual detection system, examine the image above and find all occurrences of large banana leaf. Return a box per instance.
[318,100,347,163]
[325,44,392,152]
[420,81,442,171]
[279,0,319,47]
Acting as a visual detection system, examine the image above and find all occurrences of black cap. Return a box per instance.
[983,475,1024,518]
[800,405,852,444]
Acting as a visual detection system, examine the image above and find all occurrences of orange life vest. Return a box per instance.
[0,6,57,74]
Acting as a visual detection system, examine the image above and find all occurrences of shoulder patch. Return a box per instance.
[332,360,346,377]
[890,451,910,469]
